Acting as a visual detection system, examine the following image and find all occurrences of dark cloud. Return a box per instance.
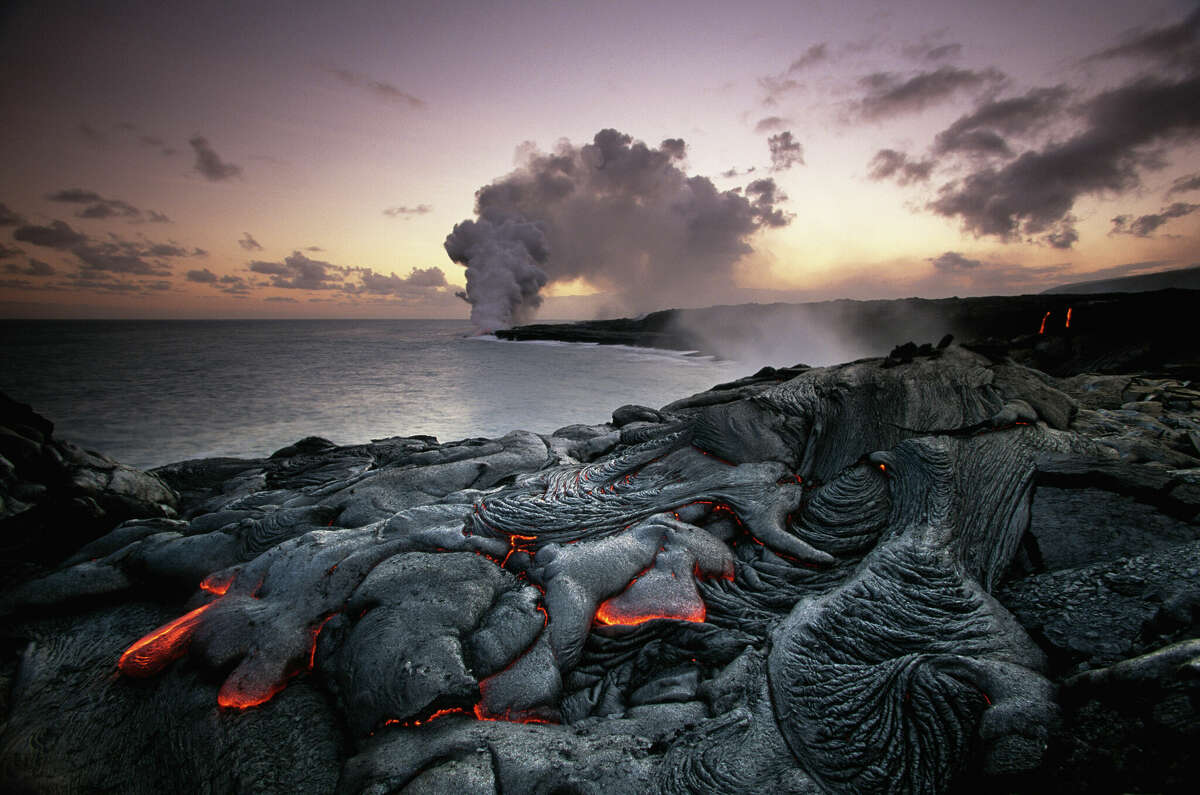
[759,75,800,105]
[767,131,804,171]
[47,188,164,222]
[928,251,983,272]
[788,43,828,72]
[4,258,54,276]
[923,250,1071,290]
[932,86,1070,156]
[1167,172,1200,196]
[238,232,263,251]
[745,179,791,227]
[78,123,107,145]
[0,203,23,226]
[249,251,349,290]
[447,128,793,327]
[343,266,448,295]
[147,211,171,223]
[266,296,298,303]
[1110,202,1199,236]
[47,188,103,204]
[0,244,22,259]
[143,280,172,291]
[720,166,757,178]
[660,138,687,160]
[1088,7,1199,68]
[189,136,242,181]
[13,220,88,249]
[903,41,963,62]
[382,204,433,218]
[856,66,1005,120]
[218,274,251,295]
[867,149,934,185]
[186,268,218,283]
[72,240,173,276]
[1044,221,1079,249]
[327,67,425,108]
[754,116,790,133]
[303,246,324,252]
[927,71,1200,246]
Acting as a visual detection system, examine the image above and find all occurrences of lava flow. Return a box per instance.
[1038,311,1051,335]
[117,600,218,678]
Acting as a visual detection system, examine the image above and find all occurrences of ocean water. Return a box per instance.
[0,319,740,470]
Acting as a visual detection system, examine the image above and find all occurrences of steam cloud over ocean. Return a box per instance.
[446,129,791,331]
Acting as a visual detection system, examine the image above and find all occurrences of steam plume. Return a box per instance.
[445,128,790,329]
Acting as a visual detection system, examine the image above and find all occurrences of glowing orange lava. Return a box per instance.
[472,702,552,724]
[199,571,234,595]
[594,599,705,627]
[1065,306,1072,328]
[117,600,217,677]
[1038,311,1051,335]
[218,680,287,710]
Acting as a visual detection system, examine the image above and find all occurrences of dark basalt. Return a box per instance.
[1,338,1198,793]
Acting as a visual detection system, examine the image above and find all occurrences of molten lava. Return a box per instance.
[218,680,287,710]
[1038,311,1051,335]
[594,600,706,626]
[199,571,235,595]
[117,601,217,678]
[1065,306,1072,328]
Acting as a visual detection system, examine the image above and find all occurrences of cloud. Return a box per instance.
[928,251,983,272]
[923,250,1071,291]
[4,258,54,276]
[867,149,934,185]
[754,116,790,133]
[903,41,963,62]
[788,43,828,72]
[932,85,1069,156]
[1110,202,1199,236]
[249,251,350,290]
[720,166,757,178]
[327,67,425,108]
[447,128,794,327]
[72,240,173,276]
[304,246,324,252]
[189,136,242,181]
[0,244,22,259]
[759,75,801,105]
[265,296,298,303]
[48,188,145,220]
[767,131,804,171]
[382,204,432,218]
[238,232,263,251]
[1087,7,1199,68]
[927,71,1200,246]
[856,66,1005,120]
[77,123,107,145]
[343,266,448,295]
[13,220,88,249]
[186,268,218,283]
[0,203,23,226]
[1167,172,1200,196]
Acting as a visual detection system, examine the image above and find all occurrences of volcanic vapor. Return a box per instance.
[445,128,791,329]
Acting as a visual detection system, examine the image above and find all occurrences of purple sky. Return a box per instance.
[1,0,1198,319]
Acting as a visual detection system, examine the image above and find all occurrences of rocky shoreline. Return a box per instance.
[1,325,1198,792]
[498,289,1199,379]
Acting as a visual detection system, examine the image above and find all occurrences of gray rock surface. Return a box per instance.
[1,344,1197,793]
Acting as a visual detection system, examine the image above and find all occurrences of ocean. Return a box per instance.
[0,319,740,470]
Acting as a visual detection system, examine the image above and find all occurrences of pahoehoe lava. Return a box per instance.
[1,340,1198,793]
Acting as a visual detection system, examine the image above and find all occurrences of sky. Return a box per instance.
[0,0,1198,321]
